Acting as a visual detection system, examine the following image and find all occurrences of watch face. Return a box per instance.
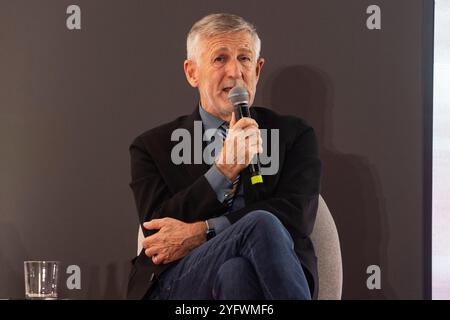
[206,229,216,241]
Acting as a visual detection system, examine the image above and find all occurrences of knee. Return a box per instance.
[244,210,294,246]
[245,210,284,233]
[245,210,279,226]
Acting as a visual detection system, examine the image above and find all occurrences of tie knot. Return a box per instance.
[217,123,228,140]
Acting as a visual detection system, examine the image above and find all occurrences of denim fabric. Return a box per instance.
[147,210,311,300]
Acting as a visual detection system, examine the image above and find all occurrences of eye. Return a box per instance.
[239,56,252,62]
[214,56,226,63]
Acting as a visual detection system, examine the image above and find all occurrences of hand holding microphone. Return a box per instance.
[215,86,264,185]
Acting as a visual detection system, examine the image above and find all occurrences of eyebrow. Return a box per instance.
[212,47,254,56]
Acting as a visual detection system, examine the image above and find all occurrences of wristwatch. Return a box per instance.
[205,220,216,241]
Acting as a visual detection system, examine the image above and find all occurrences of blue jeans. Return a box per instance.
[147,210,311,300]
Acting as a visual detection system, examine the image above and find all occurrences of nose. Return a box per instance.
[225,58,243,80]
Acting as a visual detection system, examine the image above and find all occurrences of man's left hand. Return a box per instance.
[142,217,207,265]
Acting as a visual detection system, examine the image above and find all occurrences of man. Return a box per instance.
[127,13,321,300]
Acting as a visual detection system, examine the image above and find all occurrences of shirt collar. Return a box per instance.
[198,103,227,130]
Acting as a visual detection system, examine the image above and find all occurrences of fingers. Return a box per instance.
[229,128,263,153]
[152,254,171,265]
[152,255,160,264]
[143,220,161,230]
[219,137,263,166]
[147,249,170,265]
[151,253,163,265]
[144,245,165,264]
[227,121,259,147]
[229,111,237,127]
[219,125,263,163]
[246,132,263,154]
[141,230,161,253]
[230,117,258,131]
[227,124,260,144]
[143,217,171,230]
[145,246,156,257]
[242,126,261,143]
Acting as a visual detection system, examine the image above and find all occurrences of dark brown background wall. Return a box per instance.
[0,0,433,299]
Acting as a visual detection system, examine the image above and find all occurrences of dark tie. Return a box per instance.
[217,124,240,210]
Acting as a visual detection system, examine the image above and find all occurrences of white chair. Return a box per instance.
[137,195,342,299]
[311,195,343,299]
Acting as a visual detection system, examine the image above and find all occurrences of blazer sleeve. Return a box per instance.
[129,135,226,233]
[226,126,322,238]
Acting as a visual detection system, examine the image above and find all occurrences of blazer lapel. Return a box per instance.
[178,107,210,184]
[243,108,268,205]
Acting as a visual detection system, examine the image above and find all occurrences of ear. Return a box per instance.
[184,59,199,88]
[255,57,265,80]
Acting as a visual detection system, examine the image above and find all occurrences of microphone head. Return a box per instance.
[228,86,249,106]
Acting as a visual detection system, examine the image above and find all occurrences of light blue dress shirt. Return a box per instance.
[199,104,245,236]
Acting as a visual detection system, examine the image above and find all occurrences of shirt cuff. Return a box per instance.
[207,216,231,235]
[204,164,234,203]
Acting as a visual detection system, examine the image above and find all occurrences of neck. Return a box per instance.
[200,101,232,122]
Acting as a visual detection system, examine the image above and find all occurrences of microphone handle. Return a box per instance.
[235,103,251,119]
[235,104,263,185]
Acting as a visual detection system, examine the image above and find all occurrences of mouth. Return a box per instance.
[222,86,233,93]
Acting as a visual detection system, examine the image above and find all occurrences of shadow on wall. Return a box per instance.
[263,65,396,299]
[0,222,29,299]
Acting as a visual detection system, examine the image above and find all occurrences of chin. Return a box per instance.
[215,100,232,110]
[222,104,234,114]
[213,106,231,118]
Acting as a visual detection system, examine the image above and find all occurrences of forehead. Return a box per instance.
[200,31,254,54]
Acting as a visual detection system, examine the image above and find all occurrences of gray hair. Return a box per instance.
[186,13,261,63]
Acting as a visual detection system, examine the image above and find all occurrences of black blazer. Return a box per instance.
[127,106,322,299]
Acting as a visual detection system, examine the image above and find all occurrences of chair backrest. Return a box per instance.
[311,195,343,300]
[137,195,343,300]
[137,226,144,255]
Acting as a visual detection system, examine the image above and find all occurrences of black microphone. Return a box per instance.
[228,86,263,185]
